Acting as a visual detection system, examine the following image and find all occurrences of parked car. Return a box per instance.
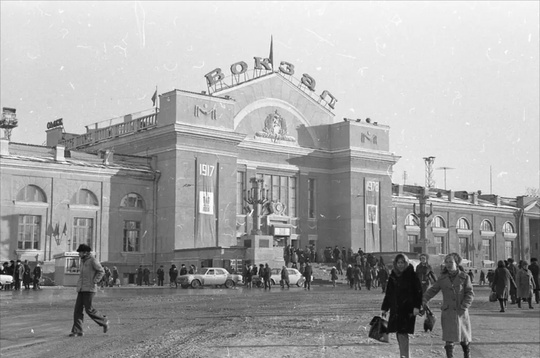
[270,267,307,287]
[0,274,13,290]
[177,267,242,289]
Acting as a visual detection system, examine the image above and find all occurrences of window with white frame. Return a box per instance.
[502,222,515,233]
[505,241,513,260]
[72,218,94,251]
[405,214,419,226]
[120,193,144,208]
[459,237,469,260]
[434,236,445,254]
[457,217,470,230]
[431,215,446,228]
[408,235,418,252]
[16,185,47,202]
[482,239,492,261]
[123,220,141,252]
[480,219,493,232]
[18,215,41,250]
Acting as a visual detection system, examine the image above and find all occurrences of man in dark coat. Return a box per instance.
[381,254,422,358]
[529,258,540,304]
[303,262,313,290]
[263,263,272,290]
[33,263,42,290]
[136,265,143,286]
[507,258,518,304]
[156,265,165,286]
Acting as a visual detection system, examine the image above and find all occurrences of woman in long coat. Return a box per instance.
[381,253,422,358]
[423,253,474,358]
[515,260,536,309]
[492,260,514,312]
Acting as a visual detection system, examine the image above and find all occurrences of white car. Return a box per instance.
[177,267,243,289]
[0,274,13,290]
[270,268,308,287]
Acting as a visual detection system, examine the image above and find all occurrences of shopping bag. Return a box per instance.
[489,291,497,302]
[368,316,389,343]
[423,306,436,332]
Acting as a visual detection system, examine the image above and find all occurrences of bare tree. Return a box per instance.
[525,187,539,197]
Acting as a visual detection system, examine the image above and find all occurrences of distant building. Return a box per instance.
[1,59,538,282]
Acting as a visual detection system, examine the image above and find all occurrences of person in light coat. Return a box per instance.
[515,260,536,309]
[423,253,474,358]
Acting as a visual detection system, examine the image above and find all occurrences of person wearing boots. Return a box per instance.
[492,260,515,312]
[515,260,536,309]
[381,253,423,358]
[423,253,474,358]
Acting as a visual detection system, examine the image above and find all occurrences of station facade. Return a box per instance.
[1,58,538,283]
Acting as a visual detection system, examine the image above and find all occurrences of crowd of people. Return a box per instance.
[1,259,42,290]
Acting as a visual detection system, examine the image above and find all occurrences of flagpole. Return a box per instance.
[269,35,274,72]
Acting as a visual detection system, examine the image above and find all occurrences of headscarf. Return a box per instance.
[392,253,409,276]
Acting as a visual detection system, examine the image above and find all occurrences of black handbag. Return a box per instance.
[423,305,436,332]
[368,316,389,343]
[489,291,497,302]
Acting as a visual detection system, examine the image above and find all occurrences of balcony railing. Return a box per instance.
[62,112,157,150]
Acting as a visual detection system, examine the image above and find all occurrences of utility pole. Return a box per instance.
[436,166,455,190]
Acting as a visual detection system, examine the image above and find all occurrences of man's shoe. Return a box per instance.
[103,320,109,333]
[68,332,83,337]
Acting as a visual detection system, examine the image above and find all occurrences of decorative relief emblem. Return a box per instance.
[255,110,296,143]
[194,104,217,120]
[361,131,377,145]
[270,201,287,216]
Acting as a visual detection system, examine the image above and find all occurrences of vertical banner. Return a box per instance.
[196,159,218,247]
[365,178,380,252]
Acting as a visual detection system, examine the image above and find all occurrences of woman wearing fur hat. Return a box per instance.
[423,253,474,358]
[381,253,423,358]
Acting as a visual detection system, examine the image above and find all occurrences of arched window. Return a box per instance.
[431,215,446,228]
[16,185,47,202]
[120,193,144,209]
[72,189,98,206]
[480,219,493,232]
[502,221,515,233]
[405,214,419,226]
[457,218,470,230]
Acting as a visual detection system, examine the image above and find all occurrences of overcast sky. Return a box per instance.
[1,1,538,198]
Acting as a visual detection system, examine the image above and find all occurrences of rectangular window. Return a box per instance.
[505,241,513,260]
[459,237,469,260]
[434,236,445,254]
[308,178,315,219]
[407,235,418,252]
[289,177,296,217]
[236,171,245,215]
[123,220,141,252]
[72,218,94,251]
[17,215,41,250]
[482,239,492,261]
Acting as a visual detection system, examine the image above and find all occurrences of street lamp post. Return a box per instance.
[245,178,269,235]
[413,188,433,254]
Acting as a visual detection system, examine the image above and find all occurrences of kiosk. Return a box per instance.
[53,252,80,287]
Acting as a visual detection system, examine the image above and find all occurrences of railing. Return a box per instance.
[62,112,157,150]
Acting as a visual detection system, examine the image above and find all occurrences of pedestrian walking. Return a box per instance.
[415,254,436,294]
[169,264,178,288]
[13,260,23,290]
[303,262,313,290]
[381,253,423,358]
[479,270,486,286]
[33,263,42,290]
[492,260,515,312]
[263,263,272,290]
[69,244,109,337]
[330,266,338,287]
[529,258,540,304]
[363,264,373,290]
[507,258,518,304]
[423,253,474,358]
[353,264,362,290]
[280,266,290,288]
[467,270,475,285]
[346,264,354,288]
[156,265,165,286]
[515,260,536,309]
[111,266,120,287]
[143,267,150,286]
[23,261,32,290]
[378,265,389,293]
[136,265,143,286]
[245,265,253,288]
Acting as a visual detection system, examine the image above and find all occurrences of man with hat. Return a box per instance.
[69,244,109,337]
